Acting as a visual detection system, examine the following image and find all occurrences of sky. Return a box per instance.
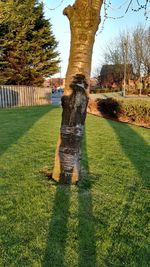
[43,0,150,77]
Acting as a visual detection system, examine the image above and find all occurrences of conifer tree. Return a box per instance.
[0,0,60,85]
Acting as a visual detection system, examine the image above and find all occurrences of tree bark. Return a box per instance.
[52,0,103,184]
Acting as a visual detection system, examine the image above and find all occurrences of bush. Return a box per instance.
[118,98,150,124]
[90,87,120,94]
[96,98,121,118]
[88,97,150,127]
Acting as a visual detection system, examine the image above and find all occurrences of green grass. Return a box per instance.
[90,92,122,99]
[0,105,150,267]
[90,92,150,100]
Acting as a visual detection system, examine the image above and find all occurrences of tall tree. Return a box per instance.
[132,25,150,76]
[102,25,150,77]
[0,0,60,85]
[52,0,103,183]
[143,27,150,74]
[52,0,149,184]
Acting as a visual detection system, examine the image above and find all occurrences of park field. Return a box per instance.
[0,105,150,267]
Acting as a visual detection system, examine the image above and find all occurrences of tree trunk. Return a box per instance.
[52,0,103,184]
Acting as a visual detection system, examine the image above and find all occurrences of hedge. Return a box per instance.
[87,97,150,127]
[90,88,121,94]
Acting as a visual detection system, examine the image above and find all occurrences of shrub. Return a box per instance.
[118,98,150,124]
[90,87,120,94]
[96,98,121,118]
[88,97,150,127]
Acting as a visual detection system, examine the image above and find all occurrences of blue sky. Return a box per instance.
[43,0,150,77]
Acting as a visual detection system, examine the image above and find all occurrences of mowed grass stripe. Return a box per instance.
[0,106,149,267]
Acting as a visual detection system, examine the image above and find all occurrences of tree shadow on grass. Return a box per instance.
[108,119,150,188]
[43,128,97,267]
[104,183,138,267]
[43,184,71,267]
[77,130,97,267]
[43,116,150,266]
[96,97,150,187]
[103,119,150,266]
[0,106,56,157]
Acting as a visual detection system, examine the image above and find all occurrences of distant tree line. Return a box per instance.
[103,24,150,77]
[0,0,60,86]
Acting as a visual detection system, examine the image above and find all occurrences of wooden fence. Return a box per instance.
[0,85,51,108]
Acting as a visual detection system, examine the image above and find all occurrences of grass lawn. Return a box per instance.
[0,105,150,267]
[90,92,150,99]
[90,92,122,99]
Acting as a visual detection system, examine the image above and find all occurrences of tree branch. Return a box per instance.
[63,5,74,19]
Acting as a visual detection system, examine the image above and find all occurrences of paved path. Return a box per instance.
[52,92,62,105]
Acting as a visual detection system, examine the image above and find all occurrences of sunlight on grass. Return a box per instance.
[0,106,149,267]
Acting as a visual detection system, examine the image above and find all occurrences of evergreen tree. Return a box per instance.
[0,0,60,85]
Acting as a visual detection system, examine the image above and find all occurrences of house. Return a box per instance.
[99,64,134,90]
[43,78,65,89]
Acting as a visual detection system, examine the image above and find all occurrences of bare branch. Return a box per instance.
[41,0,65,11]
[125,0,132,13]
